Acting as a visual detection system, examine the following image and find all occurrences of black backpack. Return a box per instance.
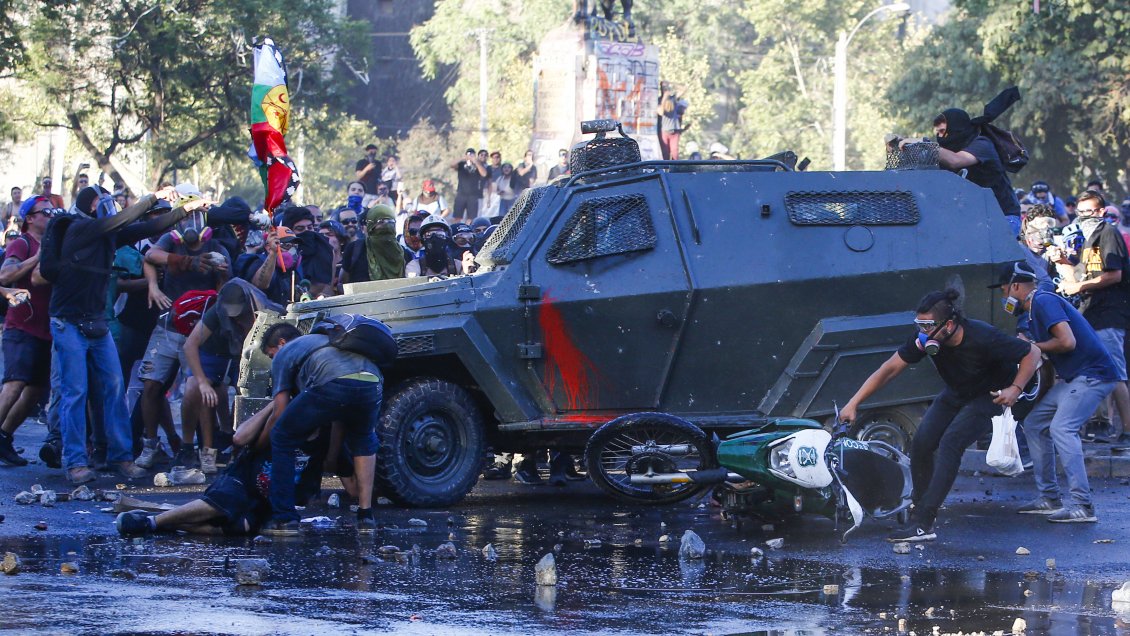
[980,123,1029,173]
[310,313,397,364]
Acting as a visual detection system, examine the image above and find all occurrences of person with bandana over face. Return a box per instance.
[1051,191,1130,444]
[839,289,1041,543]
[989,260,1117,523]
[406,215,463,278]
[902,89,1023,236]
[340,205,407,286]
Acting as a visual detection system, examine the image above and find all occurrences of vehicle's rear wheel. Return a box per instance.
[850,406,920,454]
[376,378,484,507]
[584,412,717,505]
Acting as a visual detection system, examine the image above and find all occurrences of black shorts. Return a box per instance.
[200,454,269,535]
[2,328,51,386]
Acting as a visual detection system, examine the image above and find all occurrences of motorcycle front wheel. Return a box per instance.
[584,413,719,505]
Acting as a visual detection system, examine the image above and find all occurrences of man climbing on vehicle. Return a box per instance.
[839,288,1041,542]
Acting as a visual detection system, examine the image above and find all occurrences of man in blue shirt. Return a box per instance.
[257,322,382,535]
[991,261,1117,523]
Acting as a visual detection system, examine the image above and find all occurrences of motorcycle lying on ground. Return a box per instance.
[583,411,913,543]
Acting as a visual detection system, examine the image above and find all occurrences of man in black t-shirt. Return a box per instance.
[840,289,1040,543]
[452,148,487,222]
[354,144,381,202]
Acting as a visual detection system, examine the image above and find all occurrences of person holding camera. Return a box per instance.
[839,289,1040,543]
[452,148,488,223]
[354,144,381,207]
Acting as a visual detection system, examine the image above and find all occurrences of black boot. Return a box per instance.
[0,430,28,466]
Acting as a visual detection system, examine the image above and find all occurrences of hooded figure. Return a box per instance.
[288,229,334,287]
[365,204,406,280]
[213,278,283,358]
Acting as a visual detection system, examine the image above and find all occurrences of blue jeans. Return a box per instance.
[912,388,1001,527]
[269,378,381,522]
[1023,375,1114,507]
[49,318,132,470]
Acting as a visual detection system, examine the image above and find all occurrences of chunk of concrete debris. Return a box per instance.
[1045,558,1056,570]
[234,559,269,586]
[924,606,935,618]
[109,568,137,580]
[253,535,272,545]
[2,552,20,575]
[1011,617,1026,633]
[60,562,78,575]
[823,584,839,595]
[29,484,44,495]
[765,538,784,550]
[408,518,427,527]
[39,491,57,507]
[70,485,95,501]
[658,534,671,544]
[679,530,706,560]
[34,521,47,531]
[583,539,602,549]
[535,553,557,586]
[750,547,764,558]
[898,618,907,632]
[1015,547,1030,556]
[1113,581,1130,603]
[482,544,498,562]
[153,473,172,487]
[377,545,400,556]
[893,542,911,555]
[13,491,37,505]
[326,493,340,508]
[434,542,457,559]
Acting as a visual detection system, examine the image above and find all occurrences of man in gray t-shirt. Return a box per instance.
[258,323,382,536]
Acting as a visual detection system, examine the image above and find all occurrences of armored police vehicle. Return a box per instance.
[235,121,1024,507]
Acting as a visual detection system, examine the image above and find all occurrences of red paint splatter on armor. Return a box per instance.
[539,293,600,411]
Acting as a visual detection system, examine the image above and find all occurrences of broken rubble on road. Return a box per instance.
[2,552,20,575]
[234,559,269,586]
[482,544,498,562]
[679,530,706,560]
[535,553,557,586]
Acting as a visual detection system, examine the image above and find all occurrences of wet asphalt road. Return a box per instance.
[1,422,1130,635]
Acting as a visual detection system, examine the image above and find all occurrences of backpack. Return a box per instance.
[980,123,1029,173]
[39,214,112,283]
[310,313,397,364]
[171,289,218,336]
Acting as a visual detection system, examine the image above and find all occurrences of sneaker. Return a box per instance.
[1048,505,1097,523]
[117,461,147,479]
[1017,496,1063,515]
[513,461,543,485]
[0,430,28,466]
[482,462,512,480]
[114,511,154,538]
[135,438,160,469]
[39,441,62,469]
[260,519,302,536]
[68,466,96,485]
[199,447,218,475]
[887,525,936,542]
[356,510,376,534]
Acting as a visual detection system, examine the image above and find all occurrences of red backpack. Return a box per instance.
[171,289,218,336]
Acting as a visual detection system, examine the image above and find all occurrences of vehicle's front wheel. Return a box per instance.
[376,378,485,507]
[850,405,921,454]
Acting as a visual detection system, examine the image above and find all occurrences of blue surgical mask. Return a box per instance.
[347,195,363,212]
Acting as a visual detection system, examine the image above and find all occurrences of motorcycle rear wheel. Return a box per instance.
[584,413,718,505]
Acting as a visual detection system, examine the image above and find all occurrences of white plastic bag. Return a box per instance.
[987,407,1025,476]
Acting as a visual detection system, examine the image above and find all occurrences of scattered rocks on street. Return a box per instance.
[678,530,706,560]
[482,544,498,562]
[408,518,428,527]
[1012,617,1027,633]
[326,493,340,508]
[892,542,911,555]
[823,584,839,595]
[60,562,78,574]
[39,490,56,507]
[70,485,95,501]
[109,568,137,580]
[765,538,784,550]
[34,521,47,531]
[234,559,270,586]
[434,542,457,559]
[1015,547,1030,556]
[2,552,20,575]
[535,553,557,586]
[583,539,602,549]
[1046,558,1056,570]
[750,547,764,558]
[14,491,37,505]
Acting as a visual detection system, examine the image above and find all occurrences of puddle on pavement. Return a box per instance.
[1,502,1128,635]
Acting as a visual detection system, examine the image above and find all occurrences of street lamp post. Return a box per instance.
[832,2,910,171]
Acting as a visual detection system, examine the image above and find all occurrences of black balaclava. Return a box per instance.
[937,108,977,152]
[424,235,451,273]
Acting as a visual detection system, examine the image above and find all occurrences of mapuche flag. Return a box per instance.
[248,37,299,213]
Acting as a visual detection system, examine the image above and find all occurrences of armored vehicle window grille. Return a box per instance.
[885,140,940,170]
[395,334,435,357]
[546,194,656,264]
[785,191,919,225]
[569,137,641,176]
[477,186,545,265]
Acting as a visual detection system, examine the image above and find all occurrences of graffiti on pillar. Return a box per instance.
[594,45,658,136]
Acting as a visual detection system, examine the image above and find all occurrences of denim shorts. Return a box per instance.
[188,351,237,386]
[201,455,269,535]
[1,328,51,386]
[137,323,186,383]
[1095,327,1128,381]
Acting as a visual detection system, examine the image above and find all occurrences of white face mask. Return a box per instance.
[1078,216,1104,240]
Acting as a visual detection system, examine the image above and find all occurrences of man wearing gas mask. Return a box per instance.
[1052,191,1130,444]
[839,288,1041,543]
[41,185,198,485]
[990,261,1116,523]
[138,205,232,474]
[406,215,463,278]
